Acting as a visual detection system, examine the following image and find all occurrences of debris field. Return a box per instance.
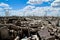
[0,16,60,40]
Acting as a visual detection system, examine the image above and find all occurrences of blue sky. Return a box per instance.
[0,0,28,10]
[0,0,54,9]
[0,0,60,16]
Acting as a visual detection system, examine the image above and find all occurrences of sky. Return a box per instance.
[0,0,60,16]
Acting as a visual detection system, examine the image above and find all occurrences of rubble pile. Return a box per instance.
[0,16,60,40]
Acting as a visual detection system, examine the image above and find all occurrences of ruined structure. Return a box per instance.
[0,16,60,40]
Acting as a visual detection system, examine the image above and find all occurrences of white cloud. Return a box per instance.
[27,0,51,5]
[18,5,35,16]
[29,5,59,16]
[51,0,60,7]
[30,6,60,16]
[23,5,35,10]
[0,2,9,7]
[0,2,12,9]
[1,0,59,16]
[0,2,12,16]
[10,5,60,16]
[0,0,59,16]
[0,8,3,11]
[9,5,35,16]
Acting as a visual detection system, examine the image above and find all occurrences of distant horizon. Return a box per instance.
[0,15,59,17]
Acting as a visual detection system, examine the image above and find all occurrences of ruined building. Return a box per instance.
[0,16,60,40]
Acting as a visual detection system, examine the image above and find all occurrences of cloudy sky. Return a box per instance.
[0,0,60,16]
